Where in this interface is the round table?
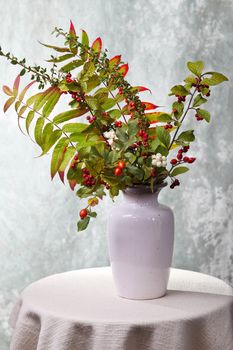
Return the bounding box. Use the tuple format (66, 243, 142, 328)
(9, 267, 233, 350)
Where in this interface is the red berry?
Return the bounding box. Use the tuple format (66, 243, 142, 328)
(170, 159, 177, 165)
(76, 97, 81, 102)
(66, 73, 71, 78)
(114, 121, 122, 128)
(129, 102, 135, 108)
(114, 167, 122, 176)
(86, 116, 91, 121)
(71, 93, 77, 99)
(177, 153, 183, 160)
(79, 208, 88, 219)
(105, 184, 110, 190)
(138, 129, 144, 137)
(183, 156, 189, 162)
(74, 154, 79, 161)
(66, 77, 73, 83)
(178, 149, 184, 154)
(92, 116, 97, 121)
(188, 157, 196, 163)
(118, 160, 126, 169)
(182, 145, 189, 152)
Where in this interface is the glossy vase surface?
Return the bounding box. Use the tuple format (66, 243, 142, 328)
(107, 184, 174, 300)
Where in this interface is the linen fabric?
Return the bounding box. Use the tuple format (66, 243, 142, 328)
(9, 267, 233, 350)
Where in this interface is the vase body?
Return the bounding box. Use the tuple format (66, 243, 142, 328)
(107, 185, 174, 300)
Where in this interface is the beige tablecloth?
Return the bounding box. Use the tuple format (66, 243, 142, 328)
(9, 267, 233, 350)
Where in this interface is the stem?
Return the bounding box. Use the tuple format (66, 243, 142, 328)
(168, 88, 197, 151)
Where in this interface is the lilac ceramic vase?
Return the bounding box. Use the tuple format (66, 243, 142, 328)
(107, 184, 174, 300)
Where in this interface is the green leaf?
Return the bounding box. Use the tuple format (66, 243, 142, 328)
(187, 61, 204, 77)
(42, 89, 61, 118)
(25, 111, 35, 135)
(170, 85, 190, 96)
(62, 123, 88, 133)
(192, 94, 207, 107)
(172, 101, 184, 119)
(170, 166, 189, 177)
(51, 137, 69, 179)
(184, 75, 197, 84)
(17, 105, 27, 117)
(177, 130, 195, 142)
(53, 109, 87, 124)
(60, 59, 83, 73)
(47, 53, 74, 63)
(33, 87, 55, 111)
(156, 113, 173, 123)
(77, 216, 90, 231)
(34, 117, 45, 147)
(58, 146, 76, 182)
(41, 129, 62, 155)
(82, 30, 89, 47)
(89, 211, 97, 218)
(156, 126, 170, 148)
(201, 72, 228, 86)
(39, 41, 71, 53)
(108, 109, 121, 119)
(101, 98, 116, 111)
(197, 109, 211, 122)
(85, 96, 99, 110)
(127, 165, 144, 181)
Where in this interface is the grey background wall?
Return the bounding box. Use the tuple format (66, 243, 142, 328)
(0, 0, 232, 348)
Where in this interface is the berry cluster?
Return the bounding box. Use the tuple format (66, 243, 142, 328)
(86, 115, 97, 124)
(170, 145, 196, 164)
(65, 73, 74, 84)
(114, 160, 126, 176)
(137, 129, 149, 148)
(82, 168, 96, 187)
(170, 179, 180, 189)
(71, 153, 79, 169)
(195, 113, 203, 121)
(151, 153, 167, 167)
(164, 123, 173, 130)
(176, 95, 186, 103)
(114, 120, 122, 128)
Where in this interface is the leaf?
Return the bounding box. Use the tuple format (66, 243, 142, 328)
(127, 165, 144, 181)
(91, 37, 102, 54)
(33, 87, 55, 111)
(47, 53, 74, 63)
(41, 123, 53, 149)
(177, 130, 195, 142)
(17, 105, 27, 117)
(85, 96, 99, 110)
(155, 113, 173, 123)
(50, 137, 69, 179)
(13, 75, 20, 97)
(172, 101, 184, 119)
(81, 29, 89, 47)
(108, 109, 121, 119)
(18, 81, 36, 101)
(184, 75, 197, 84)
(201, 72, 228, 86)
(89, 211, 97, 217)
(101, 98, 116, 111)
(34, 117, 45, 147)
(156, 126, 170, 148)
(58, 146, 76, 183)
(3, 96, 15, 113)
(42, 89, 61, 118)
(170, 85, 190, 96)
(109, 55, 121, 68)
(39, 41, 71, 53)
(77, 216, 90, 231)
(170, 166, 189, 177)
(59, 59, 83, 73)
(25, 111, 35, 135)
(2, 85, 13, 96)
(142, 102, 159, 110)
(197, 109, 211, 122)
(187, 61, 204, 77)
(192, 94, 207, 107)
(53, 108, 87, 124)
(62, 123, 88, 133)
(69, 20, 76, 36)
(41, 129, 62, 155)
(117, 64, 129, 77)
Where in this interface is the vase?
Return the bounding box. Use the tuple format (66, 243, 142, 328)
(107, 184, 174, 300)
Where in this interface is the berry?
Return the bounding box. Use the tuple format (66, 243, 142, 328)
(114, 167, 122, 176)
(71, 93, 77, 99)
(86, 116, 91, 121)
(74, 154, 79, 161)
(118, 88, 123, 95)
(66, 73, 72, 78)
(105, 184, 110, 190)
(114, 121, 122, 128)
(118, 160, 126, 169)
(177, 153, 183, 160)
(80, 208, 88, 219)
(66, 77, 72, 83)
(76, 97, 81, 102)
(182, 145, 189, 152)
(138, 129, 144, 137)
(92, 116, 97, 121)
(170, 159, 177, 165)
(170, 179, 180, 189)
(188, 157, 196, 163)
(129, 101, 135, 108)
(183, 156, 189, 162)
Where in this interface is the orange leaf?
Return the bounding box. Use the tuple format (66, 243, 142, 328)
(69, 179, 77, 191)
(91, 37, 102, 54)
(142, 102, 159, 110)
(69, 20, 76, 36)
(2, 85, 13, 96)
(3, 96, 15, 113)
(109, 55, 121, 68)
(134, 86, 151, 93)
(13, 75, 20, 97)
(117, 63, 129, 77)
(19, 81, 36, 101)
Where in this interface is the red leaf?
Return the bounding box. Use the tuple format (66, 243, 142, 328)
(2, 85, 13, 96)
(3, 96, 15, 113)
(91, 37, 102, 54)
(117, 64, 129, 77)
(13, 75, 20, 97)
(19, 81, 36, 101)
(58, 171, 65, 184)
(142, 102, 159, 110)
(69, 20, 76, 36)
(69, 179, 77, 191)
(109, 55, 121, 68)
(134, 86, 152, 93)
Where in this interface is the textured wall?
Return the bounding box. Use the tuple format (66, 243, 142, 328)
(0, 0, 233, 348)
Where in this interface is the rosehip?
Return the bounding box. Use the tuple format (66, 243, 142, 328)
(114, 167, 122, 176)
(170, 159, 177, 165)
(118, 160, 126, 169)
(79, 208, 88, 219)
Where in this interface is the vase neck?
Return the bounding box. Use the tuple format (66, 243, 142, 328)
(122, 185, 165, 206)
